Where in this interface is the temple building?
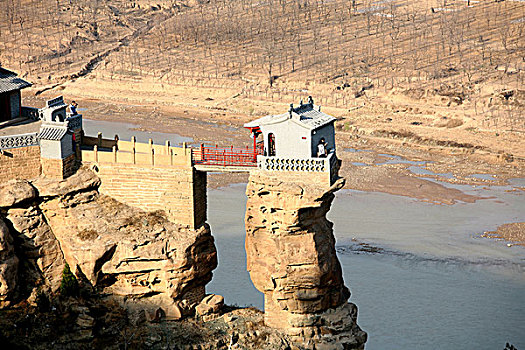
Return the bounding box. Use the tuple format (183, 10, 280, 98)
(244, 96, 336, 159)
(0, 67, 32, 123)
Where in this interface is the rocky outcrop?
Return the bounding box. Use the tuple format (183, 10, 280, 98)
(31, 168, 101, 197)
(2, 163, 366, 347)
(6, 206, 66, 291)
(0, 301, 294, 350)
(0, 168, 217, 317)
(0, 180, 36, 207)
(0, 220, 18, 307)
(39, 192, 217, 317)
(245, 171, 367, 349)
(195, 293, 225, 321)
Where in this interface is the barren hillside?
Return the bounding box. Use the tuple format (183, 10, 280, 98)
(1, 0, 524, 160)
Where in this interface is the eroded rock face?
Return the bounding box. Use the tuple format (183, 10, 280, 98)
(6, 206, 66, 291)
(245, 171, 367, 349)
(0, 220, 18, 307)
(31, 168, 101, 197)
(0, 180, 36, 208)
(40, 192, 217, 317)
(0, 168, 217, 317)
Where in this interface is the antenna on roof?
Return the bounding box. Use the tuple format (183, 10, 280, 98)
(308, 96, 314, 105)
(289, 103, 294, 118)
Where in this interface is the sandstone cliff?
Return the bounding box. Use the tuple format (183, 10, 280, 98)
(1, 164, 367, 349)
(0, 219, 18, 308)
(0, 168, 217, 317)
(245, 171, 367, 349)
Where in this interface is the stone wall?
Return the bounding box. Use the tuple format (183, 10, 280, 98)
(245, 170, 367, 349)
(41, 154, 77, 179)
(192, 168, 207, 229)
(0, 145, 41, 181)
(92, 162, 207, 229)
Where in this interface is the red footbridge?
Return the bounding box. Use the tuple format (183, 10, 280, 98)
(192, 142, 264, 171)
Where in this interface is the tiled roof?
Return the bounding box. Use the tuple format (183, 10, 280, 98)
(0, 68, 32, 94)
(38, 126, 68, 140)
(244, 113, 287, 128)
(292, 104, 336, 129)
(244, 103, 335, 131)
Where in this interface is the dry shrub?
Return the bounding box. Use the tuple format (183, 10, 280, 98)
(374, 129, 482, 150)
(77, 229, 99, 241)
(402, 88, 425, 100)
(120, 210, 166, 228)
(146, 210, 166, 222)
(120, 216, 139, 228)
(374, 129, 417, 139)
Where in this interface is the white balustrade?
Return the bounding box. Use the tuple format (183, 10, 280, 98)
(257, 152, 335, 173)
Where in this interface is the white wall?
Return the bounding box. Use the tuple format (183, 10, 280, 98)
(260, 120, 336, 159)
(40, 134, 74, 159)
(260, 119, 311, 158)
(40, 139, 62, 159)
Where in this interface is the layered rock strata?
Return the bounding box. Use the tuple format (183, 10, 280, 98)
(0, 220, 18, 308)
(245, 171, 367, 349)
(0, 168, 217, 317)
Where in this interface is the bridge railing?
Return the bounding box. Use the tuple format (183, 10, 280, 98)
(192, 144, 261, 167)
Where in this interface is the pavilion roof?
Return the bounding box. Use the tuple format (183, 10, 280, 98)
(244, 103, 335, 131)
(0, 68, 32, 94)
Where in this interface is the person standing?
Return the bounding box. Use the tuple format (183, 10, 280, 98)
(317, 138, 327, 158)
(69, 101, 78, 115)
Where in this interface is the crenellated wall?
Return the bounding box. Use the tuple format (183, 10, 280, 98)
(81, 138, 207, 228)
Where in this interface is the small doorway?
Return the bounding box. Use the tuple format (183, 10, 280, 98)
(268, 133, 276, 156)
(0, 93, 11, 122)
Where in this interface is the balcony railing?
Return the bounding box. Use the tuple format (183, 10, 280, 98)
(256, 151, 336, 173)
(66, 113, 83, 131)
(0, 132, 39, 150)
(21, 106, 40, 120)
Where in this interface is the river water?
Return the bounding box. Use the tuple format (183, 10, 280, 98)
(82, 118, 193, 145)
(207, 182, 525, 350)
